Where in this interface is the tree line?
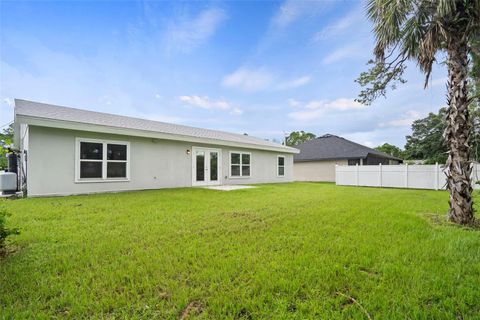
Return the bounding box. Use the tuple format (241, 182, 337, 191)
(286, 104, 480, 165)
(377, 106, 480, 164)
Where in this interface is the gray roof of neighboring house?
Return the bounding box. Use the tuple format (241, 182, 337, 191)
(14, 99, 298, 153)
(294, 134, 402, 162)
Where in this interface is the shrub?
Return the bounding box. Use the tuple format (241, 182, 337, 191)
(0, 208, 19, 256)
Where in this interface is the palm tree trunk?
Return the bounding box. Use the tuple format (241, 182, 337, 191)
(444, 35, 474, 225)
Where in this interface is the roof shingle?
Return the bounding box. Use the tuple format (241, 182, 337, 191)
(14, 99, 298, 153)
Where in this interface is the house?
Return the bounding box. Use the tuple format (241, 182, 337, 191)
(294, 134, 402, 182)
(13, 99, 298, 196)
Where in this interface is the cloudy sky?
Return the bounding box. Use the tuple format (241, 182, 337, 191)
(0, 0, 447, 148)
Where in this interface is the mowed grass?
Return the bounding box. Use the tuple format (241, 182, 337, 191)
(1, 183, 479, 319)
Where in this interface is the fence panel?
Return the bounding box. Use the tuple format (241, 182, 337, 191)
(335, 163, 480, 190)
(381, 165, 407, 188)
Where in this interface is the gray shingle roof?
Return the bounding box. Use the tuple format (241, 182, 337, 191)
(14, 99, 298, 153)
(294, 134, 402, 162)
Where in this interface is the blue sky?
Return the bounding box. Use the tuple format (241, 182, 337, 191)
(0, 0, 448, 148)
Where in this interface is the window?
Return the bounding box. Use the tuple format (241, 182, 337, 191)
(76, 138, 129, 182)
(277, 156, 285, 176)
(230, 152, 251, 177)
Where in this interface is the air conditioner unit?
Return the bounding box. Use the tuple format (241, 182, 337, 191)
(0, 172, 17, 194)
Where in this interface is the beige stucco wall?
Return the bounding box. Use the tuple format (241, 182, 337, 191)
(26, 126, 293, 196)
(294, 160, 348, 182)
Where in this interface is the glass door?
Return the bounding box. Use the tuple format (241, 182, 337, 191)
(209, 151, 218, 184)
(192, 147, 221, 186)
(195, 150, 206, 185)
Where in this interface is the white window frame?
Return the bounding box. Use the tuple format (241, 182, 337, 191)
(75, 138, 130, 183)
(229, 151, 251, 178)
(277, 155, 285, 177)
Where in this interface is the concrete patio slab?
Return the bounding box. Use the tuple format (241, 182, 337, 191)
(204, 185, 256, 191)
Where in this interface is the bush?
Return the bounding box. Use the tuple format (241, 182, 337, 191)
(0, 208, 19, 255)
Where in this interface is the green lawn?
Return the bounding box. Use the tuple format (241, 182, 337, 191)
(1, 183, 479, 319)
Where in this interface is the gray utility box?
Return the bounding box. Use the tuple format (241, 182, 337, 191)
(0, 172, 17, 193)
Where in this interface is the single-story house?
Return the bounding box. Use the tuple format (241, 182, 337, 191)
(13, 99, 298, 196)
(294, 134, 403, 182)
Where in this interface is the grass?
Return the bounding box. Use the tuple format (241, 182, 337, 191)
(1, 182, 479, 319)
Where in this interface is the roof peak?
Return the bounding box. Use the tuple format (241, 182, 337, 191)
(318, 133, 339, 139)
(294, 133, 402, 161)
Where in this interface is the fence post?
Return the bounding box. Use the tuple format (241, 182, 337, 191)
(356, 163, 359, 186)
(379, 163, 382, 187)
(335, 164, 338, 185)
(405, 163, 409, 188)
(435, 162, 439, 190)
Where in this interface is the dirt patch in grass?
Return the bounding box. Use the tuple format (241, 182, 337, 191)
(179, 300, 202, 320)
(221, 211, 265, 222)
(358, 267, 381, 278)
(0, 244, 21, 259)
(235, 307, 253, 319)
(422, 213, 480, 230)
(336, 291, 372, 319)
(158, 291, 170, 300)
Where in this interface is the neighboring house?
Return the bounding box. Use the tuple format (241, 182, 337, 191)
(13, 99, 298, 196)
(294, 134, 403, 182)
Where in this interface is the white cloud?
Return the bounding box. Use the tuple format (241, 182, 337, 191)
(322, 44, 363, 64)
(324, 98, 365, 111)
(222, 68, 274, 91)
(222, 67, 310, 92)
(165, 8, 227, 53)
(312, 8, 363, 42)
(277, 76, 311, 90)
(302, 98, 364, 111)
(363, 141, 374, 148)
(304, 100, 324, 110)
(288, 98, 366, 121)
(179, 95, 230, 110)
(230, 107, 243, 116)
(379, 110, 422, 127)
(272, 1, 305, 28)
(255, 0, 333, 56)
(178, 95, 243, 116)
(3, 98, 14, 107)
(272, 0, 330, 28)
(289, 108, 324, 122)
(385, 118, 413, 127)
(288, 98, 302, 108)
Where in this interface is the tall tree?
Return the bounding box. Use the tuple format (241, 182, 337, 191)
(357, 0, 480, 225)
(403, 107, 480, 163)
(285, 131, 316, 146)
(404, 109, 448, 164)
(375, 143, 405, 159)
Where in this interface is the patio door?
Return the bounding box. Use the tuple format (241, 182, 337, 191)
(192, 147, 222, 186)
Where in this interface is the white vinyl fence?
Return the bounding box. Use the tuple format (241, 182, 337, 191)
(335, 163, 480, 190)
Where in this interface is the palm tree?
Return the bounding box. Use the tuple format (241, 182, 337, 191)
(357, 0, 480, 225)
